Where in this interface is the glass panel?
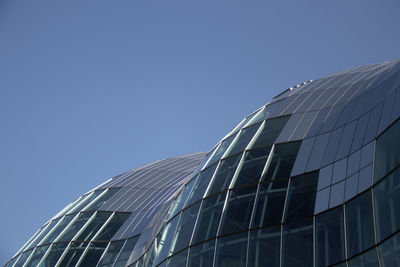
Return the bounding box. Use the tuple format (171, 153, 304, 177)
(194, 146, 217, 175)
(185, 164, 218, 206)
(306, 133, 330, 171)
(375, 119, 400, 181)
(358, 164, 372, 193)
(322, 127, 344, 166)
(207, 154, 242, 196)
(360, 141, 374, 169)
(282, 218, 313, 267)
(248, 226, 281, 267)
(348, 247, 379, 267)
(262, 142, 301, 181)
(207, 134, 237, 166)
(58, 242, 88, 267)
(284, 172, 318, 222)
(374, 167, 400, 242)
(24, 245, 50, 267)
(68, 190, 104, 214)
(249, 116, 290, 149)
(252, 180, 288, 228)
(233, 147, 271, 187)
(94, 212, 131, 241)
(315, 207, 345, 266)
(57, 212, 94, 242)
(153, 215, 180, 266)
(314, 187, 330, 214)
(113, 236, 139, 267)
(219, 185, 257, 235)
(96, 240, 125, 267)
(79, 242, 108, 266)
(291, 137, 315, 176)
(167, 248, 188, 267)
(187, 239, 215, 267)
(347, 150, 361, 177)
(225, 123, 261, 157)
(40, 214, 77, 245)
(83, 188, 120, 211)
(329, 180, 345, 208)
(215, 232, 248, 267)
(332, 158, 347, 184)
(166, 179, 195, 220)
(38, 243, 68, 266)
(378, 231, 400, 267)
(345, 190, 374, 257)
(318, 164, 333, 190)
(27, 218, 62, 249)
(170, 203, 201, 254)
(13, 249, 34, 266)
(192, 193, 226, 244)
(75, 212, 112, 241)
(336, 120, 357, 160)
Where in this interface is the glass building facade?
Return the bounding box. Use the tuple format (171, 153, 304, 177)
(5, 59, 400, 266)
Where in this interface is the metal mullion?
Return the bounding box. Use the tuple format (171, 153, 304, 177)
(36, 243, 54, 267)
(52, 213, 81, 243)
(54, 241, 73, 267)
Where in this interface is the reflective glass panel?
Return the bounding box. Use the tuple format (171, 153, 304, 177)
(94, 212, 131, 241)
(166, 179, 195, 220)
(185, 164, 217, 206)
(79, 242, 108, 266)
(83, 188, 120, 211)
(207, 134, 237, 166)
(57, 212, 94, 242)
(58, 241, 88, 267)
(96, 240, 125, 267)
(188, 239, 215, 267)
(27, 218, 61, 249)
(378, 231, 400, 267)
(38, 243, 68, 266)
(215, 232, 248, 267)
(348, 247, 379, 267)
(225, 123, 261, 157)
(40, 214, 77, 245)
(13, 249, 34, 266)
(207, 154, 242, 196)
(113, 236, 139, 267)
(75, 212, 112, 241)
(24, 245, 50, 267)
(68, 190, 104, 214)
(167, 248, 188, 267)
(248, 226, 281, 267)
(153, 215, 180, 266)
(250, 116, 291, 149)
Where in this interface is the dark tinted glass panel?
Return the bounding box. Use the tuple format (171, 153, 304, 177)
(262, 142, 301, 181)
(57, 212, 94, 242)
(306, 133, 330, 171)
(75, 212, 112, 241)
(207, 134, 237, 166)
(374, 167, 400, 241)
(226, 123, 261, 156)
(252, 180, 288, 227)
(285, 172, 318, 222)
(207, 154, 242, 196)
(192, 193, 226, 244)
(318, 164, 332, 190)
(282, 218, 313, 267)
(248, 226, 281, 267)
(332, 158, 347, 184)
(219, 185, 257, 235)
(113, 236, 139, 267)
(329, 180, 345, 208)
(186, 164, 218, 206)
(215, 232, 248, 267)
(375, 119, 400, 181)
(346, 190, 375, 257)
(378, 231, 400, 267)
(40, 214, 76, 245)
(79, 242, 107, 266)
(316, 207, 345, 266)
(166, 179, 195, 220)
(250, 116, 290, 149)
(84, 188, 120, 211)
(14, 249, 34, 266)
(170, 203, 200, 254)
(97, 240, 125, 267)
(348, 247, 379, 267)
(188, 239, 215, 267)
(94, 212, 131, 241)
(58, 242, 88, 267)
(24, 245, 50, 267)
(167, 248, 188, 267)
(153, 216, 180, 266)
(40, 242, 68, 266)
(314, 187, 330, 214)
(233, 147, 271, 187)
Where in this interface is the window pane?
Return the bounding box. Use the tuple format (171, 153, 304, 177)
(282, 218, 313, 267)
(233, 147, 271, 187)
(215, 232, 248, 267)
(113, 236, 139, 267)
(83, 188, 120, 211)
(346, 190, 375, 257)
(153, 215, 180, 266)
(252, 180, 288, 228)
(348, 247, 379, 267)
(170, 203, 201, 254)
(24, 245, 50, 267)
(39, 214, 76, 245)
(75, 212, 112, 241)
(378, 231, 400, 267)
(219, 185, 258, 235)
(315, 207, 345, 266)
(188, 239, 215, 267)
(374, 167, 400, 242)
(166, 179, 195, 220)
(262, 142, 301, 181)
(192, 193, 226, 244)
(248, 226, 281, 267)
(207, 154, 242, 196)
(58, 242, 88, 267)
(97, 240, 125, 267)
(79, 242, 108, 266)
(225, 123, 261, 157)
(40, 242, 68, 266)
(375, 119, 400, 181)
(57, 212, 94, 242)
(249, 116, 290, 149)
(94, 212, 131, 241)
(284, 172, 318, 222)
(68, 190, 104, 214)
(185, 164, 218, 206)
(207, 134, 237, 166)
(167, 248, 188, 267)
(14, 249, 34, 266)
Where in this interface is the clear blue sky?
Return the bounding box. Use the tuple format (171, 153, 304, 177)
(0, 0, 399, 263)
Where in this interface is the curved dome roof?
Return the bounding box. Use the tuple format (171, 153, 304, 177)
(6, 59, 400, 267)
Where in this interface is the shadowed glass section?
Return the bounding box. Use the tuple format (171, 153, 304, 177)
(215, 232, 248, 267)
(192, 192, 226, 244)
(83, 188, 120, 211)
(261, 142, 301, 182)
(374, 167, 400, 242)
(315, 206, 345, 266)
(167, 248, 188, 267)
(284, 171, 318, 222)
(36, 242, 68, 266)
(170, 202, 201, 254)
(58, 241, 88, 267)
(252, 180, 288, 228)
(24, 244, 50, 267)
(79, 242, 108, 266)
(378, 231, 400, 267)
(207, 134, 237, 167)
(188, 239, 215, 267)
(249, 116, 290, 149)
(345, 190, 374, 257)
(185, 164, 218, 206)
(113, 236, 139, 267)
(219, 185, 257, 236)
(96, 240, 125, 267)
(153, 215, 180, 266)
(94, 212, 131, 241)
(75, 212, 112, 241)
(374, 119, 400, 181)
(233, 147, 271, 187)
(348, 247, 379, 267)
(57, 212, 94, 242)
(225, 123, 261, 157)
(282, 218, 313, 267)
(166, 179, 195, 221)
(207, 154, 242, 196)
(248, 226, 281, 267)
(39, 214, 77, 245)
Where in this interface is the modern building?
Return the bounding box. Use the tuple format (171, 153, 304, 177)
(5, 59, 400, 267)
